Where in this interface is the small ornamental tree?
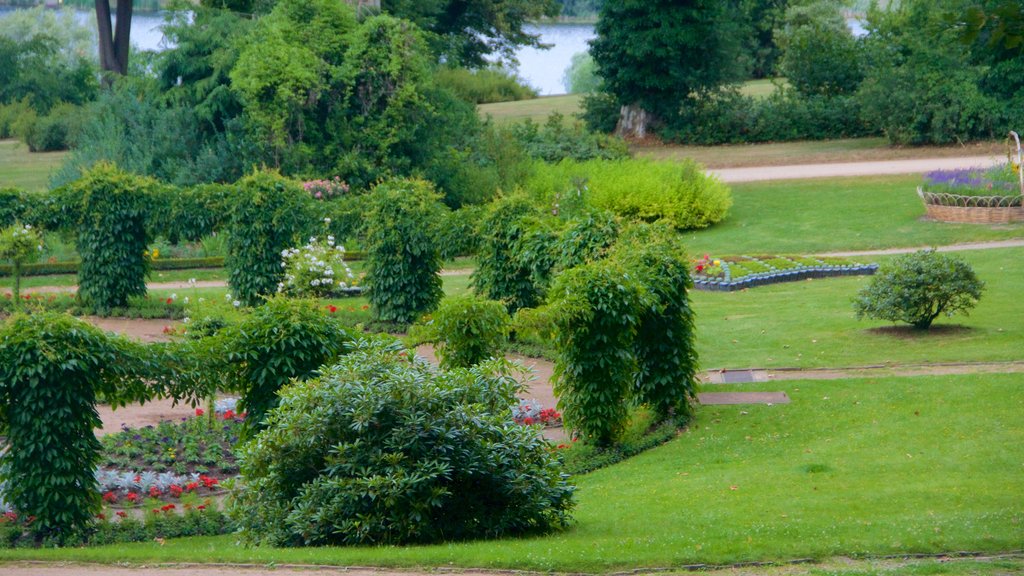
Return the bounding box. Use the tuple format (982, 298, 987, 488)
(226, 170, 312, 306)
(364, 179, 444, 325)
(232, 342, 575, 546)
(854, 250, 985, 329)
(0, 313, 152, 541)
(471, 197, 548, 312)
(428, 294, 511, 369)
(61, 162, 155, 310)
(0, 222, 42, 306)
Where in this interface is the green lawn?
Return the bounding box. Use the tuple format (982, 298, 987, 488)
(4, 373, 1020, 571)
(693, 247, 1024, 370)
(685, 175, 1024, 255)
(0, 139, 67, 192)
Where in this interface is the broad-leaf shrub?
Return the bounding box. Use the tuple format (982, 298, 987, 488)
(549, 259, 647, 446)
(853, 250, 984, 329)
(429, 294, 511, 369)
(472, 197, 548, 312)
(208, 297, 353, 431)
(613, 225, 698, 419)
(364, 179, 444, 325)
(232, 342, 575, 546)
(527, 159, 732, 230)
(506, 113, 629, 163)
(61, 163, 155, 310)
(0, 313, 152, 541)
(226, 170, 312, 306)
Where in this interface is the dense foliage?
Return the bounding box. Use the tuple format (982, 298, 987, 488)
(364, 179, 444, 325)
(472, 197, 549, 312)
(0, 314, 152, 541)
(428, 294, 511, 369)
(208, 297, 354, 430)
(854, 250, 985, 329)
(226, 170, 311, 306)
(232, 342, 575, 546)
(0, 223, 42, 305)
(59, 163, 155, 310)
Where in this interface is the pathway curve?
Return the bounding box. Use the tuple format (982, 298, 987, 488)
(814, 238, 1024, 258)
(710, 154, 1003, 183)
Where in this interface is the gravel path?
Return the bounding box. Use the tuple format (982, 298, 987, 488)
(814, 239, 1024, 257)
(710, 154, 1003, 182)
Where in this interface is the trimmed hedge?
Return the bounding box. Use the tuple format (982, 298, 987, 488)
(0, 253, 368, 279)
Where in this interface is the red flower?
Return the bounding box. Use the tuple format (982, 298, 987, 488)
(523, 417, 535, 425)
(223, 409, 235, 420)
(361, 304, 369, 310)
(160, 504, 176, 512)
(96, 513, 106, 520)
(125, 492, 140, 503)
(166, 297, 173, 304)
(199, 475, 219, 489)
(169, 485, 183, 497)
(102, 491, 119, 504)
(149, 486, 162, 498)
(116, 511, 128, 519)
(195, 408, 204, 416)
(327, 305, 338, 313)
(196, 505, 206, 511)
(185, 482, 199, 492)
(1, 511, 17, 523)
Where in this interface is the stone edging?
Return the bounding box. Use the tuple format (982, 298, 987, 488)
(693, 265, 878, 292)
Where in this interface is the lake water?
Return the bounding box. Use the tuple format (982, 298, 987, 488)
(0, 8, 866, 96)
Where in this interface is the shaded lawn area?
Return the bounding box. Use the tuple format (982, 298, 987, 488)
(693, 247, 1024, 370)
(684, 175, 1024, 255)
(2, 373, 1020, 571)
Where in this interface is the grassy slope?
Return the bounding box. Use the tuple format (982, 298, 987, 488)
(3, 373, 1020, 570)
(0, 139, 66, 192)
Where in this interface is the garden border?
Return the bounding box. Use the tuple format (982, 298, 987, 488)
(693, 264, 878, 292)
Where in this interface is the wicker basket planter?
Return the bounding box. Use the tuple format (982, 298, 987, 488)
(918, 187, 1024, 224)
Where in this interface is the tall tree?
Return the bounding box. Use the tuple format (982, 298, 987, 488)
(590, 0, 747, 138)
(95, 0, 133, 77)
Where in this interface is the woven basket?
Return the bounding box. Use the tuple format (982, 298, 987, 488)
(918, 187, 1024, 224)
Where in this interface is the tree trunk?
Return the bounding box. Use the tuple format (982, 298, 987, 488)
(615, 104, 653, 140)
(96, 0, 133, 80)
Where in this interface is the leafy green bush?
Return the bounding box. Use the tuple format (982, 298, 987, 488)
(853, 250, 985, 329)
(364, 179, 445, 325)
(59, 163, 156, 310)
(506, 113, 628, 163)
(232, 342, 575, 546)
(0, 100, 34, 139)
(208, 297, 353, 430)
(0, 187, 33, 228)
(435, 66, 537, 104)
(226, 170, 312, 306)
(528, 158, 732, 230)
(436, 204, 485, 260)
(578, 91, 621, 134)
(428, 294, 511, 369)
(777, 0, 864, 97)
(471, 197, 549, 312)
(21, 102, 84, 152)
(550, 258, 646, 446)
(0, 313, 152, 542)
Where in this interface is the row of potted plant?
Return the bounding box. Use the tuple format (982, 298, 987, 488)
(692, 254, 878, 291)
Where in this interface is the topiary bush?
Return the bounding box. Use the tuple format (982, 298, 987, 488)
(853, 250, 985, 329)
(364, 179, 445, 326)
(60, 162, 156, 310)
(0, 313, 153, 542)
(232, 341, 575, 546)
(208, 296, 354, 431)
(471, 197, 549, 312)
(428, 294, 511, 369)
(226, 170, 312, 306)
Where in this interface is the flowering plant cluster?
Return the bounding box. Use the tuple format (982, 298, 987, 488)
(303, 177, 350, 200)
(279, 235, 357, 297)
(512, 399, 562, 427)
(692, 253, 723, 278)
(922, 164, 1022, 197)
(96, 470, 222, 506)
(100, 415, 243, 476)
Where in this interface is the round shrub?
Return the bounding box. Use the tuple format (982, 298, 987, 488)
(853, 250, 985, 329)
(226, 170, 313, 306)
(364, 179, 445, 325)
(430, 294, 511, 369)
(280, 235, 355, 297)
(231, 343, 575, 546)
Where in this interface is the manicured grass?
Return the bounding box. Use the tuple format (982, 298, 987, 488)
(693, 247, 1024, 370)
(3, 373, 1020, 570)
(0, 139, 67, 192)
(684, 175, 1024, 255)
(637, 139, 1004, 169)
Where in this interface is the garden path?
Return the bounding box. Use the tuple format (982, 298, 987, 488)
(710, 154, 1003, 182)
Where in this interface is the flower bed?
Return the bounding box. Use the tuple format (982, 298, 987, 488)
(918, 165, 1024, 224)
(692, 254, 878, 292)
